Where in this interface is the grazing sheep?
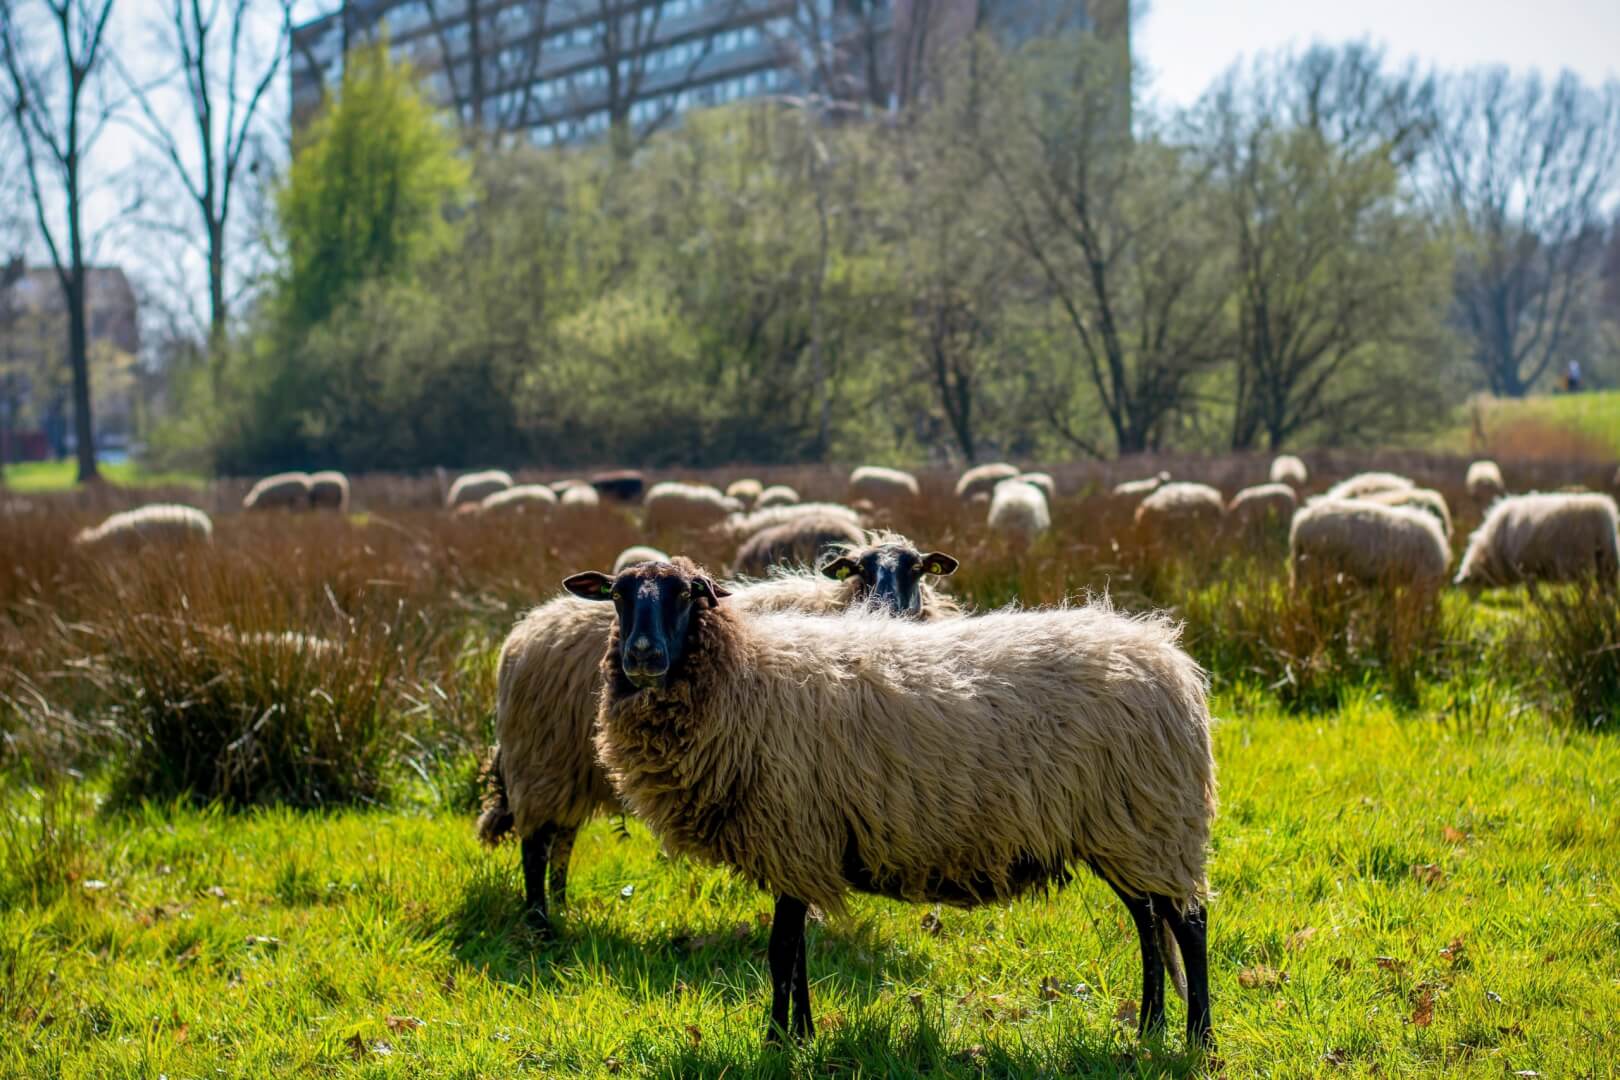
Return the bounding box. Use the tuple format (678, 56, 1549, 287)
(479, 485, 558, 516)
(613, 545, 669, 574)
(1017, 472, 1057, 503)
(243, 472, 312, 511)
(1270, 455, 1308, 488)
(1324, 471, 1413, 501)
(449, 469, 514, 508)
(559, 484, 601, 511)
(590, 470, 645, 504)
(1466, 460, 1505, 503)
(720, 502, 862, 541)
(1454, 492, 1619, 587)
(569, 559, 1215, 1047)
(726, 478, 765, 509)
(848, 465, 920, 506)
(549, 478, 585, 495)
(731, 514, 865, 578)
(954, 462, 1019, 501)
(1136, 482, 1225, 533)
(1113, 471, 1171, 501)
(1360, 487, 1453, 540)
(74, 504, 214, 551)
(644, 482, 739, 531)
(1289, 498, 1450, 587)
(479, 537, 960, 938)
(308, 470, 350, 512)
(1226, 483, 1297, 532)
(756, 484, 800, 509)
(987, 478, 1050, 541)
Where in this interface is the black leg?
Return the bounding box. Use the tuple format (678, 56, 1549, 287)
(521, 824, 557, 938)
(548, 825, 577, 913)
(792, 918, 814, 1041)
(1106, 881, 1166, 1037)
(766, 895, 810, 1045)
(1157, 896, 1212, 1049)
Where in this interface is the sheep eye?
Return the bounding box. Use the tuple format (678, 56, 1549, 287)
(680, 589, 692, 600)
(610, 590, 622, 600)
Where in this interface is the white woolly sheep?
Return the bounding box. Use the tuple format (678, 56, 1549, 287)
(1289, 498, 1450, 587)
(644, 482, 739, 531)
(1324, 471, 1413, 501)
(719, 502, 862, 541)
(569, 559, 1215, 1047)
(1017, 472, 1057, 502)
(730, 514, 865, 578)
(987, 478, 1050, 541)
(549, 478, 585, 495)
(448, 469, 514, 508)
(1113, 471, 1171, 501)
(1135, 482, 1225, 533)
(612, 545, 669, 574)
(1454, 492, 1619, 587)
(1226, 483, 1297, 532)
(756, 484, 800, 509)
(479, 485, 558, 516)
(308, 470, 350, 511)
(1465, 460, 1505, 503)
(479, 538, 961, 939)
(848, 465, 919, 506)
(954, 462, 1019, 500)
(726, 478, 765, 508)
(1269, 455, 1308, 487)
(559, 484, 601, 511)
(243, 472, 312, 511)
(74, 504, 214, 551)
(1360, 487, 1453, 540)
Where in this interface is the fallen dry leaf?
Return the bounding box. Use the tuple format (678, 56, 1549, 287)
(1374, 956, 1404, 971)
(175, 944, 202, 970)
(1439, 937, 1467, 965)
(755, 911, 772, 928)
(603, 1056, 622, 1074)
(1237, 965, 1286, 990)
(1442, 826, 1468, 845)
(685, 1024, 702, 1047)
(1113, 999, 1139, 1026)
(1039, 976, 1063, 1001)
(920, 911, 943, 936)
(1285, 927, 1318, 952)
(385, 1015, 422, 1033)
(1411, 990, 1434, 1027)
(1411, 863, 1445, 886)
(1323, 1048, 1349, 1067)
(173, 1023, 189, 1044)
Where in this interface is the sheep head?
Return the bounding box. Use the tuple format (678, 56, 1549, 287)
(821, 542, 958, 616)
(564, 558, 729, 691)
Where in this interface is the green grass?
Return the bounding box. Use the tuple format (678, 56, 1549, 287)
(1429, 390, 1620, 460)
(4, 692, 1615, 1079)
(0, 459, 206, 493)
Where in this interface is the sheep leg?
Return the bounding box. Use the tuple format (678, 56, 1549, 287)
(1157, 897, 1213, 1050)
(1106, 882, 1167, 1037)
(547, 825, 577, 912)
(520, 824, 556, 937)
(793, 920, 814, 1041)
(766, 894, 811, 1045)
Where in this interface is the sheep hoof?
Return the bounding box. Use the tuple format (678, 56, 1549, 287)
(522, 908, 555, 940)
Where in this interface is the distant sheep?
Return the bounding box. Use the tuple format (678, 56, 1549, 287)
(1361, 487, 1453, 540)
(1136, 482, 1225, 532)
(720, 502, 862, 541)
(479, 485, 557, 516)
(1270, 455, 1308, 488)
(448, 469, 514, 508)
(1226, 483, 1297, 531)
(549, 478, 585, 495)
(1017, 472, 1056, 503)
(726, 478, 765, 509)
(1113, 471, 1171, 501)
(848, 465, 919, 506)
(756, 484, 800, 509)
(644, 482, 739, 531)
(612, 545, 669, 574)
(559, 484, 601, 511)
(1465, 460, 1505, 503)
(243, 472, 312, 511)
(1289, 498, 1450, 587)
(1324, 472, 1413, 501)
(954, 462, 1019, 500)
(308, 470, 350, 512)
(987, 478, 1050, 541)
(731, 514, 865, 578)
(590, 470, 645, 503)
(1454, 492, 1619, 587)
(74, 504, 213, 551)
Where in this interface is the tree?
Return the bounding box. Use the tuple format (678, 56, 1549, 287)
(1431, 69, 1620, 396)
(1, 0, 119, 482)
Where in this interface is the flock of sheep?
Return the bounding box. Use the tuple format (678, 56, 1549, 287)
(57, 454, 1620, 1050)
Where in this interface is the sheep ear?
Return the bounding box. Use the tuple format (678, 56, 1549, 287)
(822, 556, 859, 581)
(563, 571, 616, 600)
(920, 552, 959, 577)
(690, 574, 730, 605)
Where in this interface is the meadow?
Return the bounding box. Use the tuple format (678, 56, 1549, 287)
(2, 455, 1618, 1078)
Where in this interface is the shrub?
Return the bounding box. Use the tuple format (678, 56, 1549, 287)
(1528, 579, 1620, 731)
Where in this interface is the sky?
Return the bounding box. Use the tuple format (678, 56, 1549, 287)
(1135, 0, 1620, 108)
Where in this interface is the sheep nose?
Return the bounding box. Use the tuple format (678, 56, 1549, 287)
(627, 636, 665, 668)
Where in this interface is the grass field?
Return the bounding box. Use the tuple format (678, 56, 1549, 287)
(1430, 390, 1620, 461)
(0, 459, 206, 493)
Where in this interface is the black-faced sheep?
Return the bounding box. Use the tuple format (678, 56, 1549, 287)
(479, 537, 961, 938)
(848, 465, 919, 506)
(590, 469, 645, 503)
(644, 482, 739, 531)
(73, 504, 214, 551)
(987, 477, 1050, 540)
(1289, 498, 1450, 587)
(730, 514, 865, 578)
(1269, 455, 1308, 487)
(449, 469, 514, 508)
(1324, 471, 1412, 501)
(954, 462, 1019, 500)
(1454, 492, 1619, 587)
(243, 472, 312, 511)
(1465, 460, 1505, 503)
(568, 558, 1215, 1048)
(308, 470, 350, 511)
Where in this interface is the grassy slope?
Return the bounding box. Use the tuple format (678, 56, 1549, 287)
(0, 459, 205, 493)
(4, 694, 1615, 1079)
(1429, 390, 1620, 459)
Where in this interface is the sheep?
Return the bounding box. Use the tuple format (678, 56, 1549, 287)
(719, 502, 862, 541)
(613, 545, 669, 574)
(479, 536, 961, 938)
(726, 478, 765, 509)
(756, 484, 800, 509)
(559, 484, 601, 511)
(1226, 483, 1297, 532)
(590, 469, 645, 504)
(74, 504, 213, 551)
(848, 465, 919, 507)
(1270, 455, 1308, 488)
(987, 477, 1050, 541)
(1466, 460, 1505, 503)
(1360, 487, 1453, 541)
(1289, 498, 1450, 587)
(549, 478, 585, 495)
(1324, 471, 1412, 501)
(954, 462, 1019, 501)
(479, 485, 558, 516)
(643, 482, 738, 531)
(243, 472, 312, 511)
(1017, 471, 1057, 503)
(1113, 471, 1170, 501)
(568, 558, 1215, 1047)
(308, 470, 350, 512)
(1453, 492, 1619, 588)
(448, 469, 514, 508)
(1135, 482, 1225, 533)
(730, 514, 865, 578)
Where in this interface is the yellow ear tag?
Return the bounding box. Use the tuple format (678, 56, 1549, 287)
(835, 566, 851, 579)
(926, 562, 941, 575)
